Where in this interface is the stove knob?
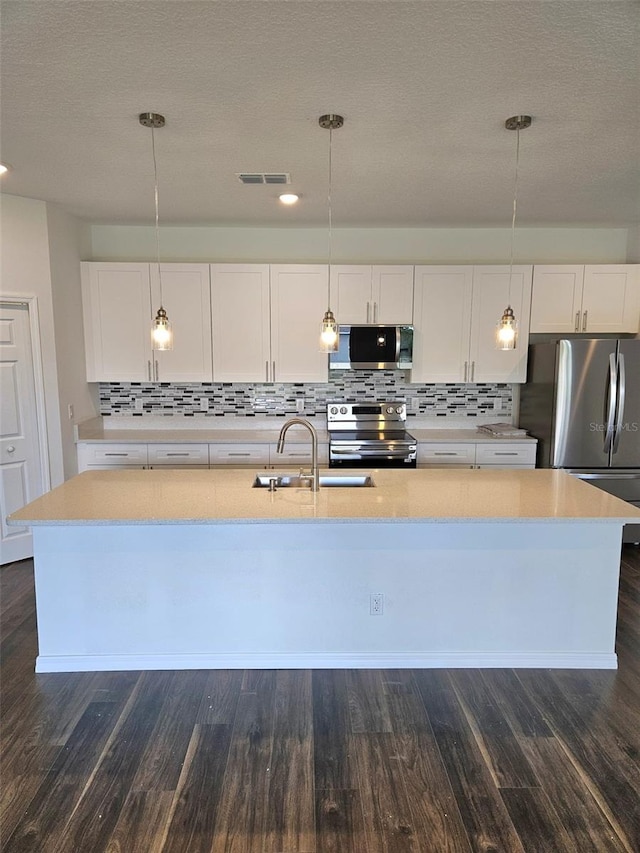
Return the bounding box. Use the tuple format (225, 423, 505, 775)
(396, 406, 404, 414)
(340, 406, 348, 414)
(386, 406, 394, 414)
(330, 406, 338, 415)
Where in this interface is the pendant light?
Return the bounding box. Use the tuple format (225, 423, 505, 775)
(496, 114, 532, 351)
(318, 113, 344, 353)
(139, 111, 173, 351)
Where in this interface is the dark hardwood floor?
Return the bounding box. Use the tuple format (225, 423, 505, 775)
(1, 548, 639, 852)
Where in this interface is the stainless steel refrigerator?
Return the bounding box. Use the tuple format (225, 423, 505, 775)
(519, 339, 640, 543)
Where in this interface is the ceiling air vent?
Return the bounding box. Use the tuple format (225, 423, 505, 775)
(236, 173, 290, 185)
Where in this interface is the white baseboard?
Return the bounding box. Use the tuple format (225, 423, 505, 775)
(35, 650, 618, 673)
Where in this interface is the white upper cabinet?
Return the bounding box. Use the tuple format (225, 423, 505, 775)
(530, 264, 640, 334)
(81, 263, 212, 382)
(412, 265, 533, 384)
(270, 265, 329, 383)
(332, 265, 414, 324)
(211, 264, 329, 383)
(82, 263, 152, 382)
(150, 264, 212, 382)
(211, 264, 271, 382)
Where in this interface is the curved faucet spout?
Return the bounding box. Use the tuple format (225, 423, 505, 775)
(277, 418, 319, 491)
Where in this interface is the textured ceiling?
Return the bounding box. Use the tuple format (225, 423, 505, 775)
(1, 0, 639, 228)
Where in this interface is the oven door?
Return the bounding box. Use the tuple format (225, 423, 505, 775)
(329, 442, 417, 468)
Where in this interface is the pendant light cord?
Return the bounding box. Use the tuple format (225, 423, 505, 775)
(327, 125, 333, 312)
(151, 124, 164, 309)
(507, 126, 521, 307)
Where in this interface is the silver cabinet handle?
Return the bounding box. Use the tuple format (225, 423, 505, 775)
(366, 301, 371, 323)
(228, 452, 251, 457)
(6, 446, 15, 453)
(148, 360, 152, 381)
(464, 361, 468, 382)
(373, 302, 378, 323)
(493, 452, 518, 456)
(165, 453, 190, 457)
(272, 361, 276, 382)
(434, 452, 459, 456)
(582, 310, 588, 332)
(105, 453, 129, 457)
(266, 360, 269, 382)
(575, 311, 580, 332)
(154, 360, 159, 382)
(470, 361, 475, 381)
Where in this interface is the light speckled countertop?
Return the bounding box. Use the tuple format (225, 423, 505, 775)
(9, 468, 637, 526)
(75, 418, 534, 445)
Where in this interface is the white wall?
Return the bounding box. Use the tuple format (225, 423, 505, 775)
(46, 204, 98, 479)
(0, 195, 64, 486)
(89, 224, 633, 264)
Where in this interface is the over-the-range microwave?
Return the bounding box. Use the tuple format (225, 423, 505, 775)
(329, 325, 413, 370)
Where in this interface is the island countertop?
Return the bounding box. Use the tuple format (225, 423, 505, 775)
(9, 467, 640, 526)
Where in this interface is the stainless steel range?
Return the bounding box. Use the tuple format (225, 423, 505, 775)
(327, 401, 417, 468)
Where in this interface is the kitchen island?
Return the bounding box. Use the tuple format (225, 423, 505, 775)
(9, 468, 640, 673)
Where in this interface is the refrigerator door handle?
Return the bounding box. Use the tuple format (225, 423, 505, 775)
(612, 353, 626, 453)
(603, 353, 617, 453)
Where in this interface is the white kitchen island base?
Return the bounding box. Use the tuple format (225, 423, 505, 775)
(32, 519, 621, 672)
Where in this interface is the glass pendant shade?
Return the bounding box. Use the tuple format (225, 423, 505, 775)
(496, 305, 517, 351)
(151, 306, 173, 350)
(320, 309, 339, 353)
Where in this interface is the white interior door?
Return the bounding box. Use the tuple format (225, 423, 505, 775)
(0, 303, 45, 564)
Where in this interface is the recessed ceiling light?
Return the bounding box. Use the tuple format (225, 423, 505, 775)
(0, 163, 10, 176)
(279, 193, 299, 205)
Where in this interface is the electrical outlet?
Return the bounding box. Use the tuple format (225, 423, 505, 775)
(370, 593, 384, 615)
(200, 397, 209, 412)
(493, 398, 502, 412)
(410, 396, 420, 412)
(296, 398, 305, 414)
(134, 397, 144, 412)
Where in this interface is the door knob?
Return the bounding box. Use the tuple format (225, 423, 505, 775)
(6, 446, 16, 453)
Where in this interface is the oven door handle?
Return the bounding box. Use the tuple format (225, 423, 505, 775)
(331, 447, 414, 457)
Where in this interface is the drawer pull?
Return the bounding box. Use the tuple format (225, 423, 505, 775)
(105, 453, 130, 457)
(228, 453, 251, 456)
(165, 453, 190, 457)
(434, 452, 459, 456)
(493, 452, 519, 456)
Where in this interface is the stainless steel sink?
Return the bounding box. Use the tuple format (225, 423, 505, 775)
(252, 473, 375, 489)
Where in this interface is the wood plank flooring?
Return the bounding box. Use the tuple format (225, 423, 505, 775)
(1, 548, 639, 852)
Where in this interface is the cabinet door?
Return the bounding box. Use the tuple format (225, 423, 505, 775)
(530, 266, 584, 333)
(209, 443, 270, 467)
(270, 265, 329, 383)
(469, 265, 532, 383)
(417, 443, 475, 467)
(151, 264, 212, 382)
(147, 444, 209, 466)
(373, 266, 414, 324)
(475, 442, 536, 467)
(332, 265, 372, 324)
(77, 442, 148, 471)
(211, 264, 271, 382)
(411, 266, 473, 383)
(582, 265, 640, 333)
(81, 263, 152, 382)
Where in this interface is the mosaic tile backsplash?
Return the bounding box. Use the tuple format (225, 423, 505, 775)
(99, 372, 512, 419)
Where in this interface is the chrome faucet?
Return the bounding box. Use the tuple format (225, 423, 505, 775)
(276, 418, 319, 492)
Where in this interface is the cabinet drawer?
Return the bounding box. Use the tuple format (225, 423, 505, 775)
(417, 443, 475, 466)
(271, 444, 329, 466)
(475, 443, 536, 467)
(209, 443, 270, 466)
(78, 442, 148, 470)
(147, 444, 209, 466)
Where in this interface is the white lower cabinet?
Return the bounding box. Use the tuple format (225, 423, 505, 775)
(418, 441, 536, 469)
(208, 443, 271, 467)
(77, 443, 148, 471)
(147, 444, 209, 467)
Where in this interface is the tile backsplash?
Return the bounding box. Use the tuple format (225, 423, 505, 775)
(99, 371, 512, 419)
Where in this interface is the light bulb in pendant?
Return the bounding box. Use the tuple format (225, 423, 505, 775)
(152, 306, 173, 351)
(496, 306, 517, 351)
(320, 309, 339, 353)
